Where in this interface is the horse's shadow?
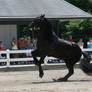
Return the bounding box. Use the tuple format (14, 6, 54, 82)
(31, 79, 92, 84)
(32, 81, 54, 84)
(68, 79, 92, 82)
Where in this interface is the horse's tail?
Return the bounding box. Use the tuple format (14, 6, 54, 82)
(80, 51, 92, 75)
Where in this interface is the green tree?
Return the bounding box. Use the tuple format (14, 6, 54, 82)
(65, 19, 92, 42)
(66, 0, 92, 13)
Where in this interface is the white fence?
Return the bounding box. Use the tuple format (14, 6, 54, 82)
(0, 49, 57, 68)
(0, 48, 92, 68)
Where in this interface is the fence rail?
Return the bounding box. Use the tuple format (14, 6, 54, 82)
(0, 48, 92, 68)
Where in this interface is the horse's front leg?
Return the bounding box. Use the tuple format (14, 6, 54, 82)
(31, 49, 39, 65)
(39, 56, 46, 78)
(31, 50, 46, 78)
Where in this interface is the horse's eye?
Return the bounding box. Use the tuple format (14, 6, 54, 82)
(37, 27, 40, 30)
(34, 27, 36, 30)
(30, 28, 33, 31)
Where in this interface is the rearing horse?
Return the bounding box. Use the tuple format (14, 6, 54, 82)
(29, 15, 92, 81)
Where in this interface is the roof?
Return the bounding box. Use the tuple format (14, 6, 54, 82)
(0, 0, 92, 21)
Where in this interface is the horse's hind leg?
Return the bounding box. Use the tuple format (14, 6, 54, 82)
(56, 62, 74, 81)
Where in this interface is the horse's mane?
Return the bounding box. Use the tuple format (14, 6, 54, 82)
(42, 18, 54, 40)
(44, 18, 52, 31)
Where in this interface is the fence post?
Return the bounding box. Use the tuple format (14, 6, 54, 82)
(44, 56, 48, 65)
(6, 49, 10, 67)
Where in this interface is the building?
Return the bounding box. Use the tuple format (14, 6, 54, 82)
(0, 0, 92, 49)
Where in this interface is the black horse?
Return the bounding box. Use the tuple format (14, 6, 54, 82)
(29, 15, 92, 81)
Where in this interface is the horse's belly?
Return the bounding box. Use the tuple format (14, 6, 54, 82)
(48, 46, 82, 61)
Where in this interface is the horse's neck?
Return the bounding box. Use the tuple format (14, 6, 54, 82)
(38, 24, 53, 42)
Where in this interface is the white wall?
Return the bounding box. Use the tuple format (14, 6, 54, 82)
(0, 25, 17, 49)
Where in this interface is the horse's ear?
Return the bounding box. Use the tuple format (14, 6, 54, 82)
(41, 14, 45, 19)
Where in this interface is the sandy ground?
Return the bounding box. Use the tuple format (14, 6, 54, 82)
(0, 67, 92, 92)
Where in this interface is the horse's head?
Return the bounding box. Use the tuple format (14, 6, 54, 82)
(29, 14, 46, 31)
(29, 15, 53, 40)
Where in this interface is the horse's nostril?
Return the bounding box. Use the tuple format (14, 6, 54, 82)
(29, 28, 33, 31)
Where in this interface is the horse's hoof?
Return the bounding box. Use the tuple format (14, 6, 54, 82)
(53, 79, 58, 82)
(53, 78, 67, 82)
(39, 73, 44, 78)
(53, 79, 62, 82)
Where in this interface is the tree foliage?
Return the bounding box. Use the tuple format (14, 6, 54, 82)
(66, 0, 92, 13)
